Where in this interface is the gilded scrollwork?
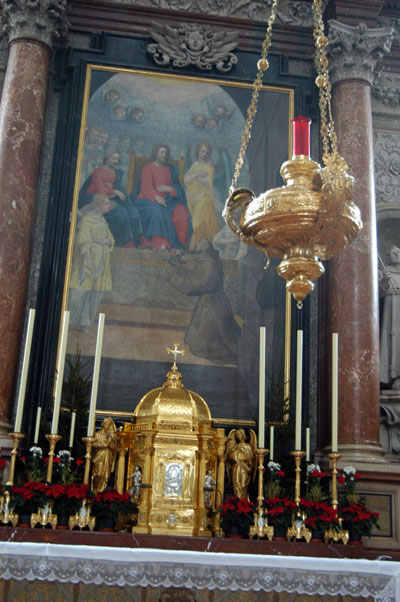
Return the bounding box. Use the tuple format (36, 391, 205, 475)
(147, 22, 238, 73)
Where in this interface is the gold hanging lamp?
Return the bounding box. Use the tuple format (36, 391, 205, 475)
(223, 0, 362, 303)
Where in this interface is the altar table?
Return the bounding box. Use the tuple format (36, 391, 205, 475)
(0, 541, 399, 601)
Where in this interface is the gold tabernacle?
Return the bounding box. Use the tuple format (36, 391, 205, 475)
(128, 344, 219, 536)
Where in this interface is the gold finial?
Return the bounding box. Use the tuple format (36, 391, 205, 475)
(166, 342, 185, 369)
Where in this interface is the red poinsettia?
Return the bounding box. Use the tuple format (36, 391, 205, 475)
(8, 481, 49, 514)
(0, 458, 7, 468)
(300, 499, 339, 533)
(47, 483, 89, 516)
(263, 497, 296, 530)
(89, 489, 137, 522)
(339, 503, 380, 536)
(216, 496, 255, 536)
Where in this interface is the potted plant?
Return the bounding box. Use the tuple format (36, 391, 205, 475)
(17, 446, 45, 484)
(300, 499, 339, 541)
(89, 489, 137, 531)
(216, 496, 255, 538)
(338, 465, 380, 543)
(52, 450, 82, 485)
(306, 464, 327, 502)
(338, 465, 361, 504)
(263, 496, 296, 539)
(264, 461, 285, 499)
(46, 483, 89, 528)
(8, 481, 49, 525)
(339, 503, 380, 543)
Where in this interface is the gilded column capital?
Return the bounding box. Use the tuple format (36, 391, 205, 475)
(327, 19, 393, 87)
(0, 0, 69, 49)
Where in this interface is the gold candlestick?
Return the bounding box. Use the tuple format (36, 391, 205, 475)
(45, 434, 62, 483)
(7, 432, 25, 486)
(256, 448, 268, 508)
(82, 436, 95, 485)
(290, 450, 305, 504)
(328, 451, 341, 509)
(287, 450, 311, 542)
(324, 451, 349, 544)
(249, 447, 274, 540)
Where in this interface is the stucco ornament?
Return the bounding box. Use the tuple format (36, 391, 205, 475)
(147, 22, 238, 72)
(1, 0, 69, 48)
(374, 131, 400, 205)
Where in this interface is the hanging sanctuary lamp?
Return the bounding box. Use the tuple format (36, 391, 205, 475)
(223, 0, 362, 303)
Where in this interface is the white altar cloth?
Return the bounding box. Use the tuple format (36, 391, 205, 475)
(0, 542, 399, 601)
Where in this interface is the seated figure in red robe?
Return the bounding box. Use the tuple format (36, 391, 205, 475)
(79, 150, 142, 248)
(132, 144, 192, 249)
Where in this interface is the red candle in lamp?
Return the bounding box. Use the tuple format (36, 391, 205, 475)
(292, 116, 311, 158)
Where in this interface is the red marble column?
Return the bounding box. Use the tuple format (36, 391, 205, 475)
(322, 20, 393, 462)
(0, 40, 50, 435)
(329, 79, 381, 456)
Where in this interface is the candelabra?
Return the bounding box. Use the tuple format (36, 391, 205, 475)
(45, 433, 62, 483)
(287, 450, 311, 541)
(324, 451, 349, 544)
(82, 436, 95, 485)
(249, 448, 274, 540)
(69, 502, 96, 531)
(31, 505, 58, 529)
(0, 492, 18, 527)
(7, 432, 25, 486)
(290, 450, 305, 504)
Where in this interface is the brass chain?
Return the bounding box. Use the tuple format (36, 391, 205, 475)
(312, 0, 338, 164)
(229, 0, 341, 196)
(229, 0, 280, 195)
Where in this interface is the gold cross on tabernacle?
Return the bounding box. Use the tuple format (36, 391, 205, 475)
(166, 342, 185, 368)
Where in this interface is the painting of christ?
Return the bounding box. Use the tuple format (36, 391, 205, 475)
(62, 66, 293, 422)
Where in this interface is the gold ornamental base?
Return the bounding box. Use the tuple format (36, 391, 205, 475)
(134, 506, 211, 537)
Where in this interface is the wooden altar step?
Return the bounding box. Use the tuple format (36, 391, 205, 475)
(1, 526, 399, 561)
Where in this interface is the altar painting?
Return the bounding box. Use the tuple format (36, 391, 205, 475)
(63, 65, 293, 421)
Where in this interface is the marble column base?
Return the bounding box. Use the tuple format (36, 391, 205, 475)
(316, 443, 386, 468)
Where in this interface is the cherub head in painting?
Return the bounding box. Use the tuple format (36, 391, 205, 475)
(112, 105, 127, 120)
(192, 113, 206, 129)
(128, 106, 145, 122)
(206, 117, 221, 133)
(104, 89, 120, 104)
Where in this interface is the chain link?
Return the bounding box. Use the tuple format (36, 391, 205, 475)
(230, 0, 341, 197)
(229, 0, 280, 195)
(312, 0, 339, 164)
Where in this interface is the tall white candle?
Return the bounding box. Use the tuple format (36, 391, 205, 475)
(295, 329, 303, 451)
(51, 310, 70, 435)
(269, 425, 274, 461)
(14, 309, 36, 433)
(87, 313, 105, 437)
(258, 326, 266, 448)
(305, 427, 310, 462)
(69, 411, 76, 449)
(33, 406, 41, 444)
(332, 333, 339, 453)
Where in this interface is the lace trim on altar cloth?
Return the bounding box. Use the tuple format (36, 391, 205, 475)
(0, 543, 399, 601)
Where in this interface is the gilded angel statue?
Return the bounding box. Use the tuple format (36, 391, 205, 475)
(225, 428, 257, 499)
(147, 22, 238, 73)
(92, 417, 117, 493)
